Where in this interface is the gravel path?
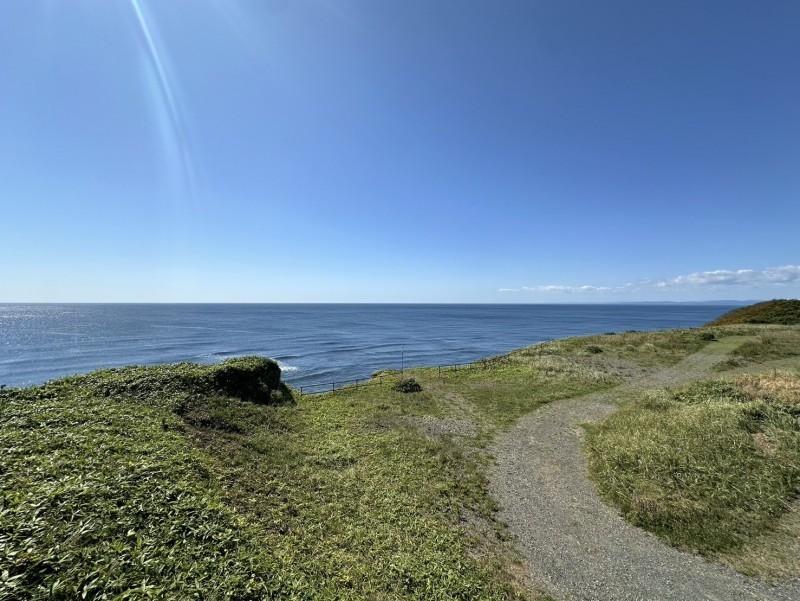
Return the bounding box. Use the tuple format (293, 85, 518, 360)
(489, 337, 800, 601)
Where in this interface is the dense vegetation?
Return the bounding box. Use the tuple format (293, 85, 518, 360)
(3, 343, 612, 600)
(586, 372, 800, 576)
(0, 358, 290, 600)
(2, 324, 797, 598)
(709, 299, 800, 326)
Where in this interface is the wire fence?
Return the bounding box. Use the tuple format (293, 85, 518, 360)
(296, 353, 514, 396)
(297, 375, 389, 395)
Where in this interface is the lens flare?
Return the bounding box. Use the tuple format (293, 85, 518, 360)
(129, 0, 195, 199)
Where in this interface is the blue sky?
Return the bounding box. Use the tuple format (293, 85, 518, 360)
(1, 0, 798, 302)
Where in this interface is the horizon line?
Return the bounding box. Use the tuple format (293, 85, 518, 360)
(0, 300, 767, 306)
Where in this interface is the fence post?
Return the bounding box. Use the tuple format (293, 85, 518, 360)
(332, 381, 335, 392)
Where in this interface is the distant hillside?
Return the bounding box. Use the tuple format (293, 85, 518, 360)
(708, 299, 800, 326)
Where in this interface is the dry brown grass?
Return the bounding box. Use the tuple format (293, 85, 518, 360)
(736, 371, 800, 406)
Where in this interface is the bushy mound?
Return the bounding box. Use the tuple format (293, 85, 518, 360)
(66, 356, 284, 407)
(392, 377, 423, 393)
(587, 373, 800, 558)
(709, 299, 800, 326)
(209, 356, 282, 402)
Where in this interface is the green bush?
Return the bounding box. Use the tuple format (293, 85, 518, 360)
(210, 356, 281, 403)
(65, 356, 284, 407)
(392, 377, 423, 393)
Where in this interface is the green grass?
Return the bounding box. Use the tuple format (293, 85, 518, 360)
(0, 326, 779, 598)
(190, 384, 529, 600)
(2, 357, 546, 599)
(410, 355, 617, 429)
(729, 330, 800, 363)
(714, 329, 800, 371)
(519, 328, 713, 368)
(0, 384, 281, 600)
(709, 299, 800, 326)
(586, 372, 800, 574)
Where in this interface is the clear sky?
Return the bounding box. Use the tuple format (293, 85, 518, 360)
(1, 0, 798, 302)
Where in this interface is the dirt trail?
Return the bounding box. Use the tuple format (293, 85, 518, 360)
(489, 337, 800, 601)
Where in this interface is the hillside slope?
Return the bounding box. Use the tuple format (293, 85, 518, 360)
(709, 299, 800, 326)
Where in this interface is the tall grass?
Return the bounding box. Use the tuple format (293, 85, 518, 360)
(586, 373, 800, 563)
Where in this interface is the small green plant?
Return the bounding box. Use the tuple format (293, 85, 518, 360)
(393, 377, 423, 393)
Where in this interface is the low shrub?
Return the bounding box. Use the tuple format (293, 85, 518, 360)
(210, 356, 281, 403)
(393, 377, 423, 393)
(66, 356, 284, 407)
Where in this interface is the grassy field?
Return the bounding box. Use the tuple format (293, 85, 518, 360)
(2, 324, 797, 598)
(584, 302, 800, 578)
(586, 367, 800, 578)
(713, 328, 800, 371)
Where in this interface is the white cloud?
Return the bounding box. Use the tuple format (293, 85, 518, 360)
(666, 265, 800, 287)
(503, 265, 800, 294)
(520, 284, 614, 293)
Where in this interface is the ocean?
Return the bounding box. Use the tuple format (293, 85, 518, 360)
(0, 303, 734, 389)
